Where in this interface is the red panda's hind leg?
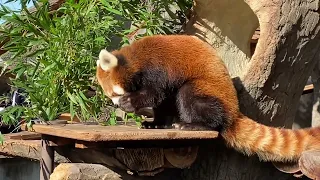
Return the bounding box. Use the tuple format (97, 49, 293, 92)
(142, 95, 179, 129)
(174, 82, 229, 132)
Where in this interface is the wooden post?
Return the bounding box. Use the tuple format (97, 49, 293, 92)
(40, 138, 54, 180)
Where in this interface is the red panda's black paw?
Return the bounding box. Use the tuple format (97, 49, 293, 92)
(141, 121, 155, 129)
(118, 96, 136, 113)
(141, 121, 168, 129)
(172, 122, 212, 131)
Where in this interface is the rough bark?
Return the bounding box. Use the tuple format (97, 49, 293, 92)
(239, 0, 320, 127)
(182, 0, 320, 179)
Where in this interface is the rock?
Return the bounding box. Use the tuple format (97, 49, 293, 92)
(50, 163, 123, 180)
(115, 108, 126, 120)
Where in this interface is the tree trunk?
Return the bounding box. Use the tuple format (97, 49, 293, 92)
(182, 0, 320, 179)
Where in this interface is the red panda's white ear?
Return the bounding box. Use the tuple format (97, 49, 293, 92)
(97, 49, 118, 71)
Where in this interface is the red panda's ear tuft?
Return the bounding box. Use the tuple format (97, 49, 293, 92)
(97, 49, 118, 71)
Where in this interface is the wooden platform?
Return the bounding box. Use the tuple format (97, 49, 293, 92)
(19, 123, 220, 180)
(23, 123, 219, 142)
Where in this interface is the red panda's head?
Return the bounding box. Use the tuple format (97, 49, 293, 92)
(96, 49, 127, 105)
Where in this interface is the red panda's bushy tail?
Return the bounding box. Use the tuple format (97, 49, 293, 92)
(221, 114, 320, 162)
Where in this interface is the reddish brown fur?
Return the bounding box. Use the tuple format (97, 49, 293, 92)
(96, 35, 320, 162)
(223, 115, 320, 162)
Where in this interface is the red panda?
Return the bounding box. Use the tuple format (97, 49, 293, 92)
(96, 35, 320, 170)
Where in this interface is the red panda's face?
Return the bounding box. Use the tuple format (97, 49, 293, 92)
(96, 49, 126, 105)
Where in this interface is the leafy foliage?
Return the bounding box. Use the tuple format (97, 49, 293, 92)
(0, 132, 3, 145)
(0, 0, 192, 126)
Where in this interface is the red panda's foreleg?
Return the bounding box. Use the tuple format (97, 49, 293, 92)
(118, 87, 180, 129)
(118, 87, 165, 113)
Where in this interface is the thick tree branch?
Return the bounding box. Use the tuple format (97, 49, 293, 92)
(241, 0, 320, 127)
(185, 0, 259, 77)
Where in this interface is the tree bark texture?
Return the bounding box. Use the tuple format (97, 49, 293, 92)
(240, 0, 320, 127)
(182, 0, 320, 179)
(184, 0, 259, 78)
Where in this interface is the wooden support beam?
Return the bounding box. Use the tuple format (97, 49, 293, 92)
(75, 141, 101, 149)
(42, 135, 75, 147)
(40, 139, 54, 180)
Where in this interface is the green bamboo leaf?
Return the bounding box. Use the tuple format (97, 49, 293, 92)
(79, 91, 88, 101)
(26, 23, 45, 37)
(94, 37, 105, 43)
(0, 132, 4, 145)
(100, 0, 110, 7)
(42, 62, 56, 72)
(16, 67, 26, 79)
(9, 114, 15, 121)
(105, 7, 122, 15)
(85, 1, 95, 16)
(2, 114, 9, 124)
(27, 120, 33, 129)
(57, 7, 67, 12)
(27, 39, 46, 46)
(70, 101, 75, 120)
(76, 94, 87, 111)
(31, 61, 40, 79)
(0, 4, 10, 13)
(4, 0, 16, 4)
(10, 49, 25, 61)
(26, 48, 46, 57)
(66, 92, 78, 104)
(16, 107, 24, 118)
(45, 107, 51, 119)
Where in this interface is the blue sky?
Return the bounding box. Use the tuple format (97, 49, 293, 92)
(0, 0, 33, 23)
(0, 0, 33, 10)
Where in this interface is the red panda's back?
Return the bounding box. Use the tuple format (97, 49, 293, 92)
(117, 35, 230, 80)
